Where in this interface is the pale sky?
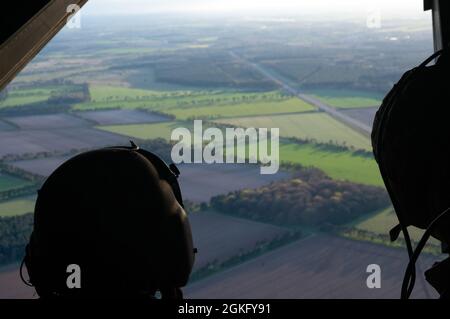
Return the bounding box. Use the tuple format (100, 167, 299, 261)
(81, 0, 429, 19)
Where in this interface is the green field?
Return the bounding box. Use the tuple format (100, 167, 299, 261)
(74, 86, 205, 110)
(167, 98, 315, 120)
(85, 86, 310, 120)
(279, 143, 382, 186)
(0, 95, 49, 108)
(0, 173, 33, 192)
(224, 141, 382, 186)
(354, 207, 440, 245)
(0, 197, 36, 217)
(305, 89, 383, 109)
(0, 88, 53, 109)
(216, 113, 371, 151)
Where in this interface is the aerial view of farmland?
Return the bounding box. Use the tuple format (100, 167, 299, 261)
(0, 1, 438, 299)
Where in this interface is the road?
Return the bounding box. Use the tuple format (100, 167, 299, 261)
(231, 51, 373, 136)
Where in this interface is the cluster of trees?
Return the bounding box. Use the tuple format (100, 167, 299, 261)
(211, 168, 390, 227)
(260, 56, 400, 94)
(154, 60, 276, 90)
(47, 83, 90, 105)
(90, 90, 202, 103)
(173, 93, 287, 110)
(0, 103, 71, 117)
(0, 213, 33, 265)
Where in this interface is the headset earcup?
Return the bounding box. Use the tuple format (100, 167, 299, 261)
(136, 149, 185, 207)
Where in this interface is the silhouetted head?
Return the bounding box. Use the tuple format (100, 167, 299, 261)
(372, 49, 450, 299)
(23, 145, 195, 298)
(372, 51, 450, 246)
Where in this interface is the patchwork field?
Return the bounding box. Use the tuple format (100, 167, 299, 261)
(216, 113, 372, 151)
(74, 109, 171, 125)
(186, 234, 438, 299)
(0, 174, 33, 192)
(0, 197, 36, 217)
(178, 163, 290, 202)
(74, 87, 307, 120)
(341, 107, 379, 128)
(304, 89, 383, 109)
(0, 13, 435, 300)
(4, 114, 90, 130)
(0, 128, 128, 158)
(98, 121, 381, 186)
(189, 211, 289, 270)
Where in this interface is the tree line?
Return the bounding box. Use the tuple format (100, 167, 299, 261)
(210, 167, 390, 227)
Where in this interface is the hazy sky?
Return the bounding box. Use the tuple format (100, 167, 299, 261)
(81, 0, 429, 19)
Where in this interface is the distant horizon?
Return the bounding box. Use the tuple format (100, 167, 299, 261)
(72, 11, 432, 29)
(80, 0, 430, 21)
